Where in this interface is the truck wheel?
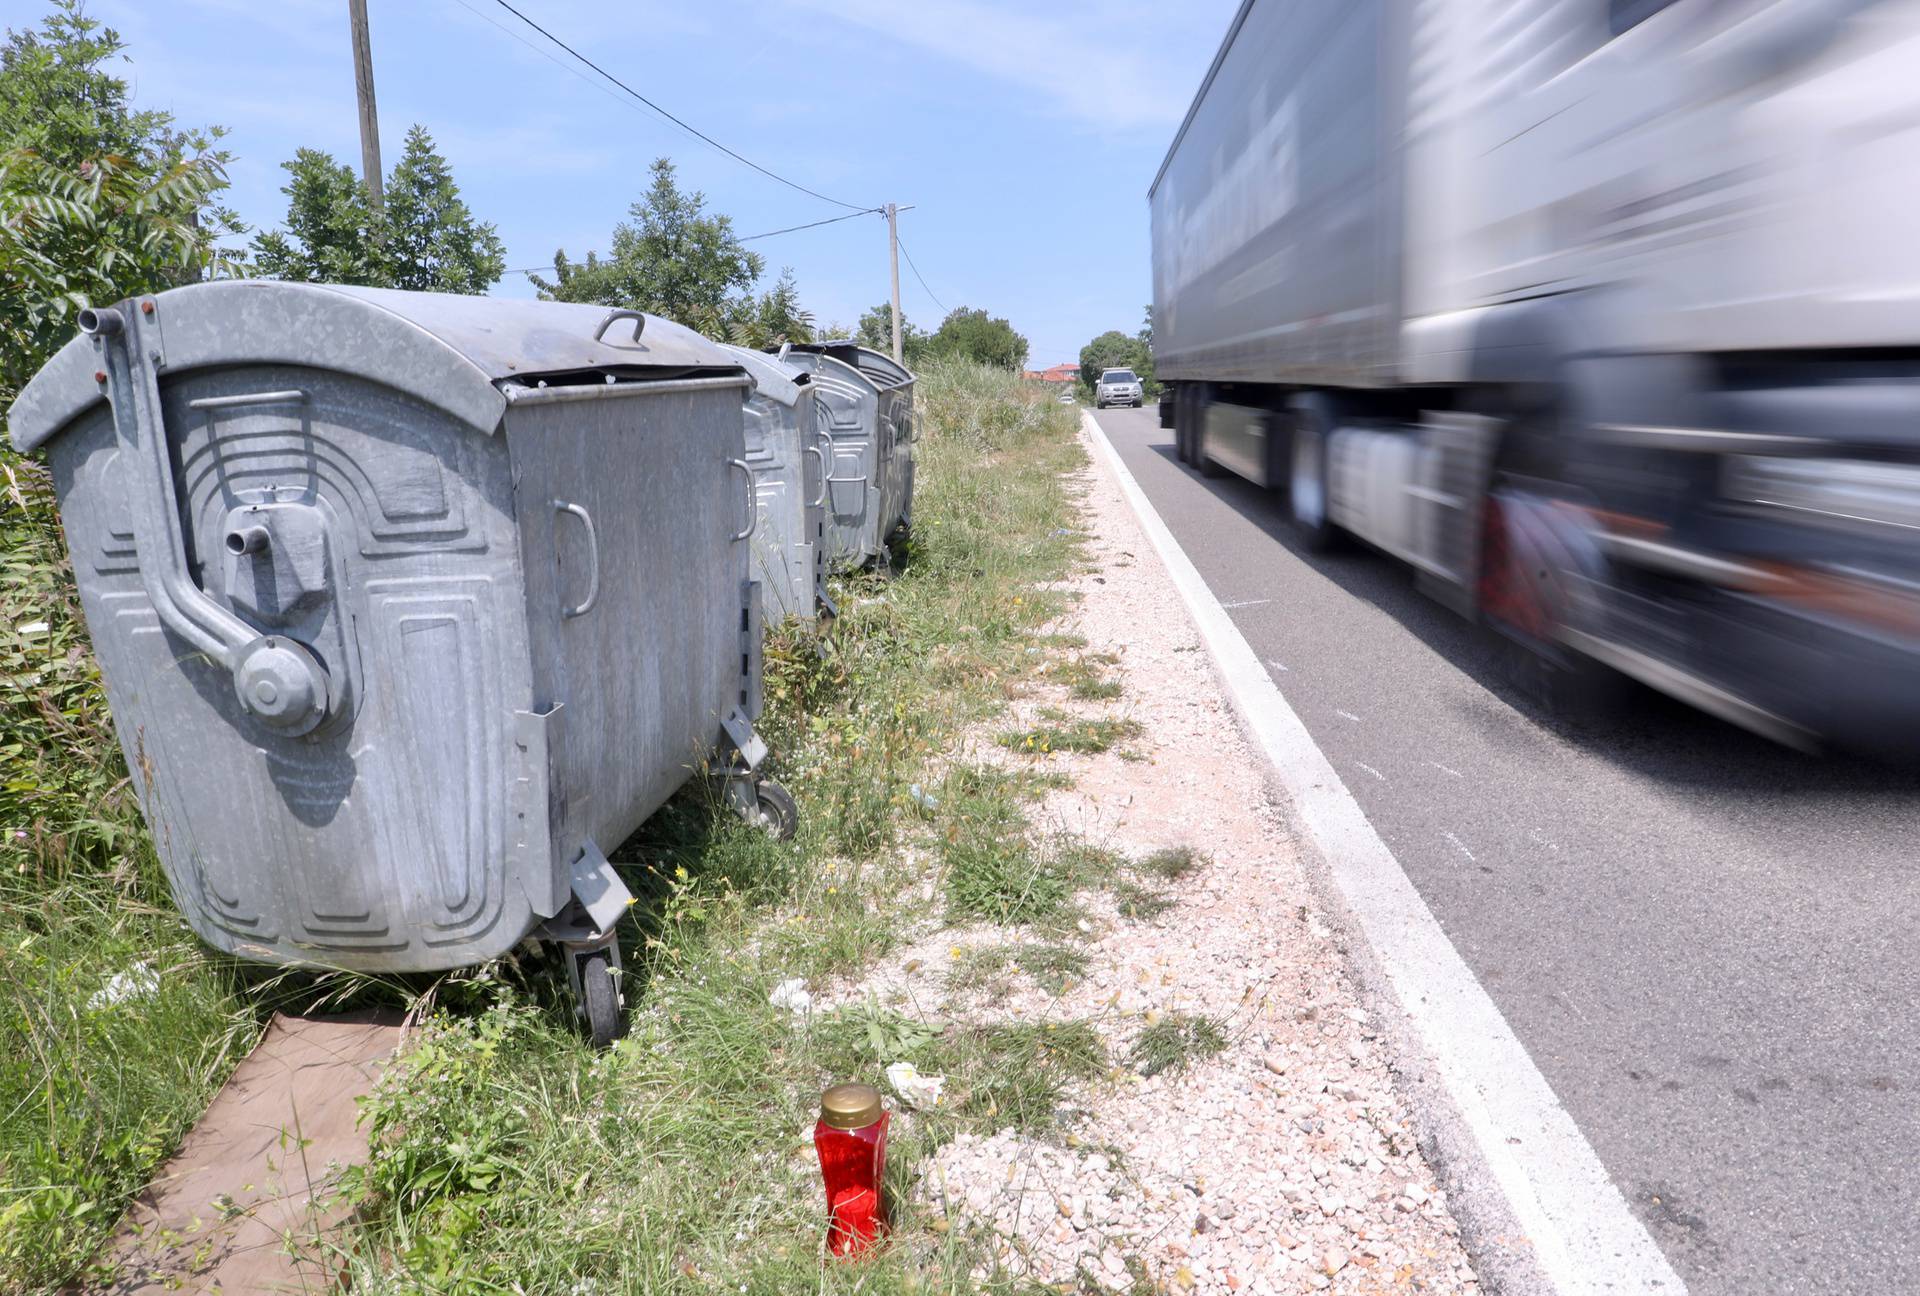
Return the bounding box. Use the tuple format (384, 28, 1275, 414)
(1478, 479, 1619, 717)
(1288, 401, 1340, 551)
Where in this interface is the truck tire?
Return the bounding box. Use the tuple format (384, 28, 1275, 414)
(1478, 474, 1621, 718)
(1173, 387, 1193, 465)
(1288, 396, 1341, 551)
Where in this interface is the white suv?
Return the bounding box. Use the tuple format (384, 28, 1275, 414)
(1095, 368, 1145, 409)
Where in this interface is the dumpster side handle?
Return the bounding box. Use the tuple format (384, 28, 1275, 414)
(728, 458, 758, 542)
(552, 500, 600, 619)
(807, 429, 833, 508)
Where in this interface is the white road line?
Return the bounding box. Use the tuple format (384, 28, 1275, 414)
(1221, 597, 1273, 609)
(1082, 411, 1685, 1296)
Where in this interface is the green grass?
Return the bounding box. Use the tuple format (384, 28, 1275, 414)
(949, 942, 1090, 998)
(995, 714, 1143, 757)
(1049, 655, 1123, 702)
(943, 822, 1123, 928)
(1139, 846, 1205, 882)
(1127, 1013, 1228, 1079)
(1110, 879, 1176, 921)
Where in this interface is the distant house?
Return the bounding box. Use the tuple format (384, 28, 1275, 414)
(1023, 364, 1080, 386)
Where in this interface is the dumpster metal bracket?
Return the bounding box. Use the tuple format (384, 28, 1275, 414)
(539, 840, 632, 944)
(721, 706, 767, 773)
(511, 706, 564, 918)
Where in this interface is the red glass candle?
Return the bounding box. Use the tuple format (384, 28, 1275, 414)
(814, 1083, 890, 1257)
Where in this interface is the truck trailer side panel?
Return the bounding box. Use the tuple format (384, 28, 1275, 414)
(1149, 0, 1404, 390)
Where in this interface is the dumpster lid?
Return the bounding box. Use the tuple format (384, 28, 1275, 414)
(719, 344, 812, 407)
(786, 340, 914, 390)
(10, 280, 743, 452)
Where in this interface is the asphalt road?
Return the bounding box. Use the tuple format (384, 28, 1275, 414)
(1091, 404, 1920, 1296)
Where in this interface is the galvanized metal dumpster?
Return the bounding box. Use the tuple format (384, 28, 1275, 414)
(782, 342, 916, 569)
(8, 281, 796, 1043)
(721, 344, 832, 623)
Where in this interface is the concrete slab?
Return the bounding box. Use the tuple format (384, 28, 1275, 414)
(86, 1010, 405, 1295)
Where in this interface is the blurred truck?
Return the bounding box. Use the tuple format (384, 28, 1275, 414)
(1152, 0, 1920, 753)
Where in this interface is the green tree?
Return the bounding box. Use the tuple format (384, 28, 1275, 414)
(251, 126, 504, 293)
(531, 157, 762, 330)
(1, 2, 243, 420)
(538, 247, 620, 303)
(929, 306, 1028, 371)
(1, 0, 147, 162)
(855, 302, 930, 363)
(717, 267, 814, 349)
(249, 147, 384, 285)
(1079, 328, 1154, 395)
(383, 125, 506, 293)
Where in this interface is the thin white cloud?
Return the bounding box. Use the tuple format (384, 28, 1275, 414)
(796, 0, 1192, 132)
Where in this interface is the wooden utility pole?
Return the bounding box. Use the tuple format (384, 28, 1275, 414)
(348, 0, 384, 212)
(886, 202, 903, 364)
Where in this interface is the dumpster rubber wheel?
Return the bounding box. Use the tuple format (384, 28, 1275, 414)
(752, 779, 799, 841)
(579, 949, 624, 1047)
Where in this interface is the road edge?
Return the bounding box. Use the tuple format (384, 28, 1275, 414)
(1079, 409, 1685, 1296)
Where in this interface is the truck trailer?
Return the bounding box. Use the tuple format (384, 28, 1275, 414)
(1152, 0, 1920, 752)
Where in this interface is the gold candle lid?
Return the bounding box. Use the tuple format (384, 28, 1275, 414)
(820, 1083, 883, 1129)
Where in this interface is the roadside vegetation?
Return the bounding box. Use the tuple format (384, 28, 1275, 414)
(321, 357, 1096, 1294)
(0, 382, 269, 1286)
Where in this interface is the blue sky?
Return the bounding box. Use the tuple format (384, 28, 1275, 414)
(45, 0, 1243, 368)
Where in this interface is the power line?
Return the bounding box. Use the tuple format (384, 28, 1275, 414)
(450, 0, 649, 123)
(741, 208, 883, 243)
(893, 233, 948, 316)
(485, 0, 874, 213)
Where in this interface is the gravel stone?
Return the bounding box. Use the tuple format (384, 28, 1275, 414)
(871, 436, 1478, 1295)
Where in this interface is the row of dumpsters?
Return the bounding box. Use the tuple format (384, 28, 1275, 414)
(9, 281, 918, 1041)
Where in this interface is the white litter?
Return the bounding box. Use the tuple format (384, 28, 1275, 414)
(885, 1060, 947, 1111)
(768, 978, 814, 1017)
(16, 621, 48, 636)
(88, 961, 159, 1010)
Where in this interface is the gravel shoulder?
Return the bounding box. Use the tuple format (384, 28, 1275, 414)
(842, 428, 1481, 1294)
